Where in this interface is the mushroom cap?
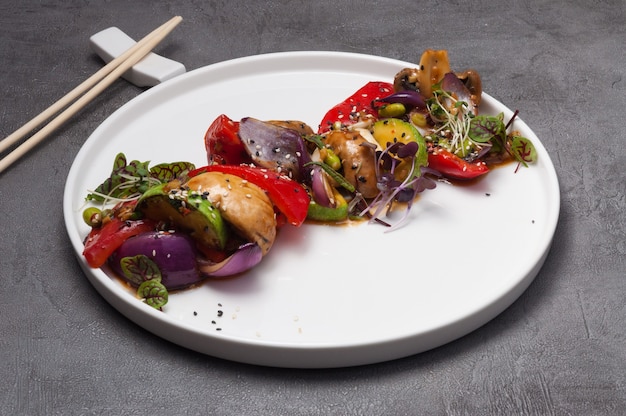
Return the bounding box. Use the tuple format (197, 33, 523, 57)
(185, 172, 277, 255)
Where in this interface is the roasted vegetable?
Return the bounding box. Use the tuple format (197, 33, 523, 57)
(324, 130, 379, 198)
(238, 117, 311, 181)
(109, 231, 202, 290)
(137, 180, 227, 250)
(189, 164, 310, 227)
(185, 172, 277, 255)
(83, 217, 157, 268)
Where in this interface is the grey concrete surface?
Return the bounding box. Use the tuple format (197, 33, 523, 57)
(0, 0, 624, 414)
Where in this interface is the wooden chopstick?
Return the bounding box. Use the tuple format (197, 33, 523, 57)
(0, 16, 183, 174)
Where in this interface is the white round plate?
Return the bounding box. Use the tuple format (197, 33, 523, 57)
(64, 52, 560, 368)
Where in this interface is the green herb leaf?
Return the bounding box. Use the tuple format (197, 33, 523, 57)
(126, 159, 151, 178)
(454, 100, 468, 109)
(469, 114, 506, 143)
(120, 255, 162, 286)
(86, 153, 195, 202)
(150, 161, 196, 183)
(138, 280, 168, 309)
(510, 135, 538, 166)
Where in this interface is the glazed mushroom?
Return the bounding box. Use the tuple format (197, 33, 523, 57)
(324, 130, 379, 199)
(415, 49, 452, 99)
(393, 49, 453, 99)
(185, 172, 277, 255)
(393, 67, 420, 92)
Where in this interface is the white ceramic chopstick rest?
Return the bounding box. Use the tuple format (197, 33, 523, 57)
(89, 26, 186, 87)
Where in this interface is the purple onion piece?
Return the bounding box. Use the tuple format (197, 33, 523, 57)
(310, 165, 333, 207)
(372, 90, 426, 109)
(197, 242, 263, 278)
(238, 117, 312, 182)
(441, 73, 476, 114)
(109, 231, 202, 290)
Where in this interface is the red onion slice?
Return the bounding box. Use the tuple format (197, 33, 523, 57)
(197, 242, 263, 278)
(310, 165, 333, 207)
(372, 89, 426, 109)
(441, 72, 477, 115)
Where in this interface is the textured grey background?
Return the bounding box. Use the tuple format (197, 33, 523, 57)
(1, 0, 624, 415)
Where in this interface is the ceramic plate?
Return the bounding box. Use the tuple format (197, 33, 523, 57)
(63, 52, 560, 368)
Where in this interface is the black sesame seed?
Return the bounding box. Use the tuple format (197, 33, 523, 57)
(217, 310, 223, 317)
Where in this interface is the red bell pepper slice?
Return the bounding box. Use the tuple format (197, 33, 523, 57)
(428, 148, 489, 180)
(83, 218, 157, 268)
(204, 114, 252, 166)
(189, 164, 310, 227)
(318, 81, 394, 134)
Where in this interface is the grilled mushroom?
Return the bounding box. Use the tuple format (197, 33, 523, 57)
(324, 130, 379, 198)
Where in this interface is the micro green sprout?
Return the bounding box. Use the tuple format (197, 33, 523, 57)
(427, 88, 479, 158)
(360, 141, 437, 231)
(86, 152, 195, 206)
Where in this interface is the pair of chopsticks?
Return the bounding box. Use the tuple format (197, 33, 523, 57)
(0, 16, 183, 174)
